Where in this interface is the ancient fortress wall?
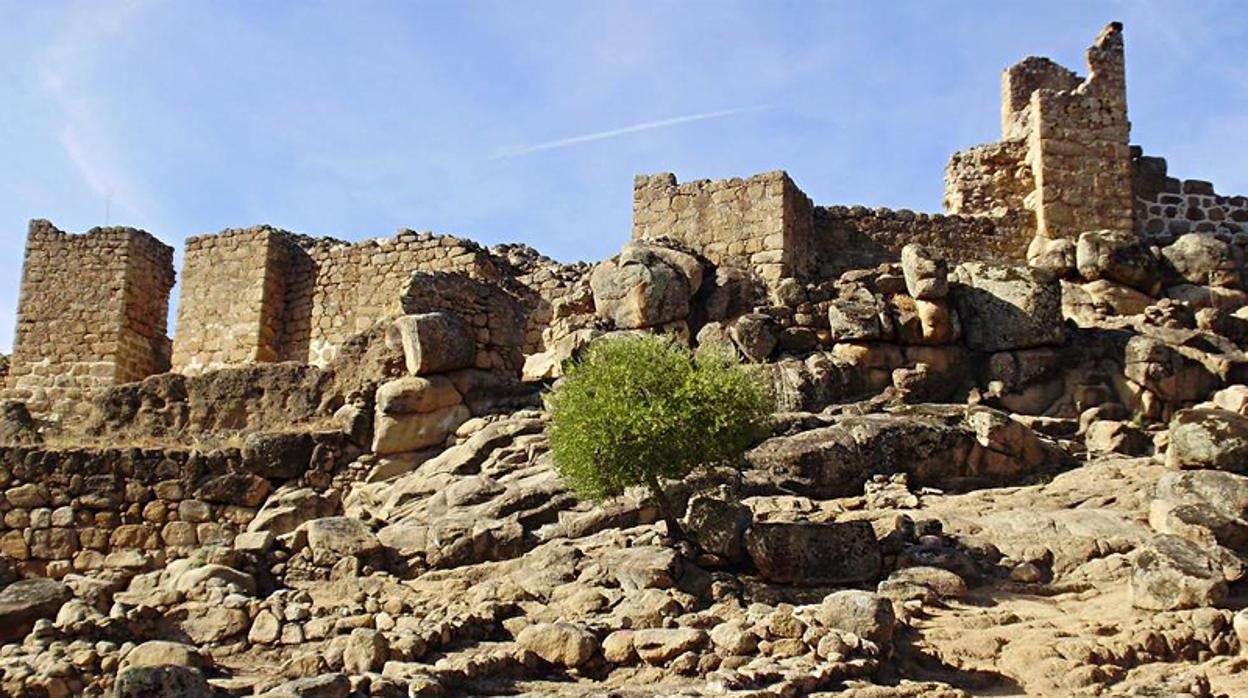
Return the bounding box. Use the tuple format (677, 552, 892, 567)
(1132, 152, 1248, 238)
(4, 221, 174, 417)
(946, 22, 1133, 240)
(8, 22, 1242, 415)
(173, 229, 500, 374)
(632, 171, 814, 284)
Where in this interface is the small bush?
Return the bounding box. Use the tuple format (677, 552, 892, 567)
(546, 334, 773, 537)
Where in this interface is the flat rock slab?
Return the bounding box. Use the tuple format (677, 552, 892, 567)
(0, 578, 71, 643)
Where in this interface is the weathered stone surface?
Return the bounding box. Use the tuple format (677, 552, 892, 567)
(0, 578, 71, 642)
(683, 494, 752, 563)
(1166, 408, 1248, 473)
(114, 665, 213, 698)
(901, 244, 949, 299)
(342, 628, 389, 674)
(180, 605, 250, 644)
(632, 628, 708, 664)
(1129, 534, 1228, 611)
(1075, 229, 1160, 294)
(389, 313, 475, 376)
(730, 313, 779, 362)
(745, 521, 881, 585)
(827, 288, 891, 341)
(304, 517, 381, 559)
(0, 401, 41, 446)
(1152, 470, 1248, 553)
(1026, 235, 1076, 277)
(248, 488, 337, 535)
(257, 673, 350, 698)
(372, 404, 470, 455)
(590, 244, 693, 330)
(516, 622, 599, 667)
(816, 590, 897, 649)
(1162, 233, 1243, 288)
(243, 431, 314, 480)
(952, 263, 1064, 351)
(123, 641, 204, 669)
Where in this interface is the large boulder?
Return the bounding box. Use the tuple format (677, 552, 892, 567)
(372, 375, 469, 455)
(304, 517, 381, 561)
(1162, 233, 1243, 288)
(683, 494, 752, 563)
(256, 674, 350, 698)
(900, 244, 949, 299)
(0, 578, 71, 642)
(122, 641, 205, 670)
(1027, 235, 1076, 278)
(114, 665, 213, 698)
(516, 622, 599, 667)
(816, 590, 897, 650)
(1166, 409, 1248, 473)
(827, 287, 892, 342)
(1152, 470, 1248, 553)
(744, 521, 881, 585)
(951, 263, 1064, 352)
(1129, 534, 1229, 611)
(744, 406, 1053, 498)
(388, 313, 475, 376)
(247, 488, 337, 535)
(590, 243, 696, 329)
(1075, 230, 1161, 294)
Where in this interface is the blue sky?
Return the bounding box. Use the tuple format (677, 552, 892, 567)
(2, 1, 1246, 353)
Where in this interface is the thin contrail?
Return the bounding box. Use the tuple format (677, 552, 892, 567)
(495, 105, 772, 158)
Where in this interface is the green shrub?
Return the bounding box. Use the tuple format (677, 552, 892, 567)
(546, 333, 774, 538)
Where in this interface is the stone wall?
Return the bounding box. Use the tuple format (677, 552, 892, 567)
(812, 206, 1032, 278)
(1026, 23, 1133, 239)
(944, 140, 1034, 219)
(400, 272, 527, 375)
(1133, 152, 1248, 238)
(945, 22, 1133, 243)
(632, 171, 814, 285)
(4, 221, 174, 418)
(172, 227, 292, 375)
(0, 437, 348, 579)
(173, 228, 503, 374)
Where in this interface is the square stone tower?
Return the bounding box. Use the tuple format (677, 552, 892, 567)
(4, 220, 175, 417)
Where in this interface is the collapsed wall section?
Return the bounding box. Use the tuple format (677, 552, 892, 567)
(945, 22, 1133, 243)
(4, 221, 174, 417)
(1026, 22, 1133, 239)
(632, 171, 814, 284)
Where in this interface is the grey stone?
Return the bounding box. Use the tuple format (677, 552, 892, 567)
(389, 313, 476, 376)
(744, 521, 881, 585)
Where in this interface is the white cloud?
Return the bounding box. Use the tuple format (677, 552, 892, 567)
(494, 105, 773, 159)
(37, 0, 151, 223)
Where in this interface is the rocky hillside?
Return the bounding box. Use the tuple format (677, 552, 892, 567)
(3, 230, 1248, 697)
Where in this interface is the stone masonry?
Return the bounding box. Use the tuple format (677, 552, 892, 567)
(8, 22, 1247, 418)
(3, 221, 174, 419)
(173, 228, 503, 374)
(946, 22, 1134, 240)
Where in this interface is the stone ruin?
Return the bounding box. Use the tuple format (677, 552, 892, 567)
(3, 21, 1248, 698)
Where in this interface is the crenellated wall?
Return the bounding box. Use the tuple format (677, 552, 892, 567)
(3, 221, 175, 418)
